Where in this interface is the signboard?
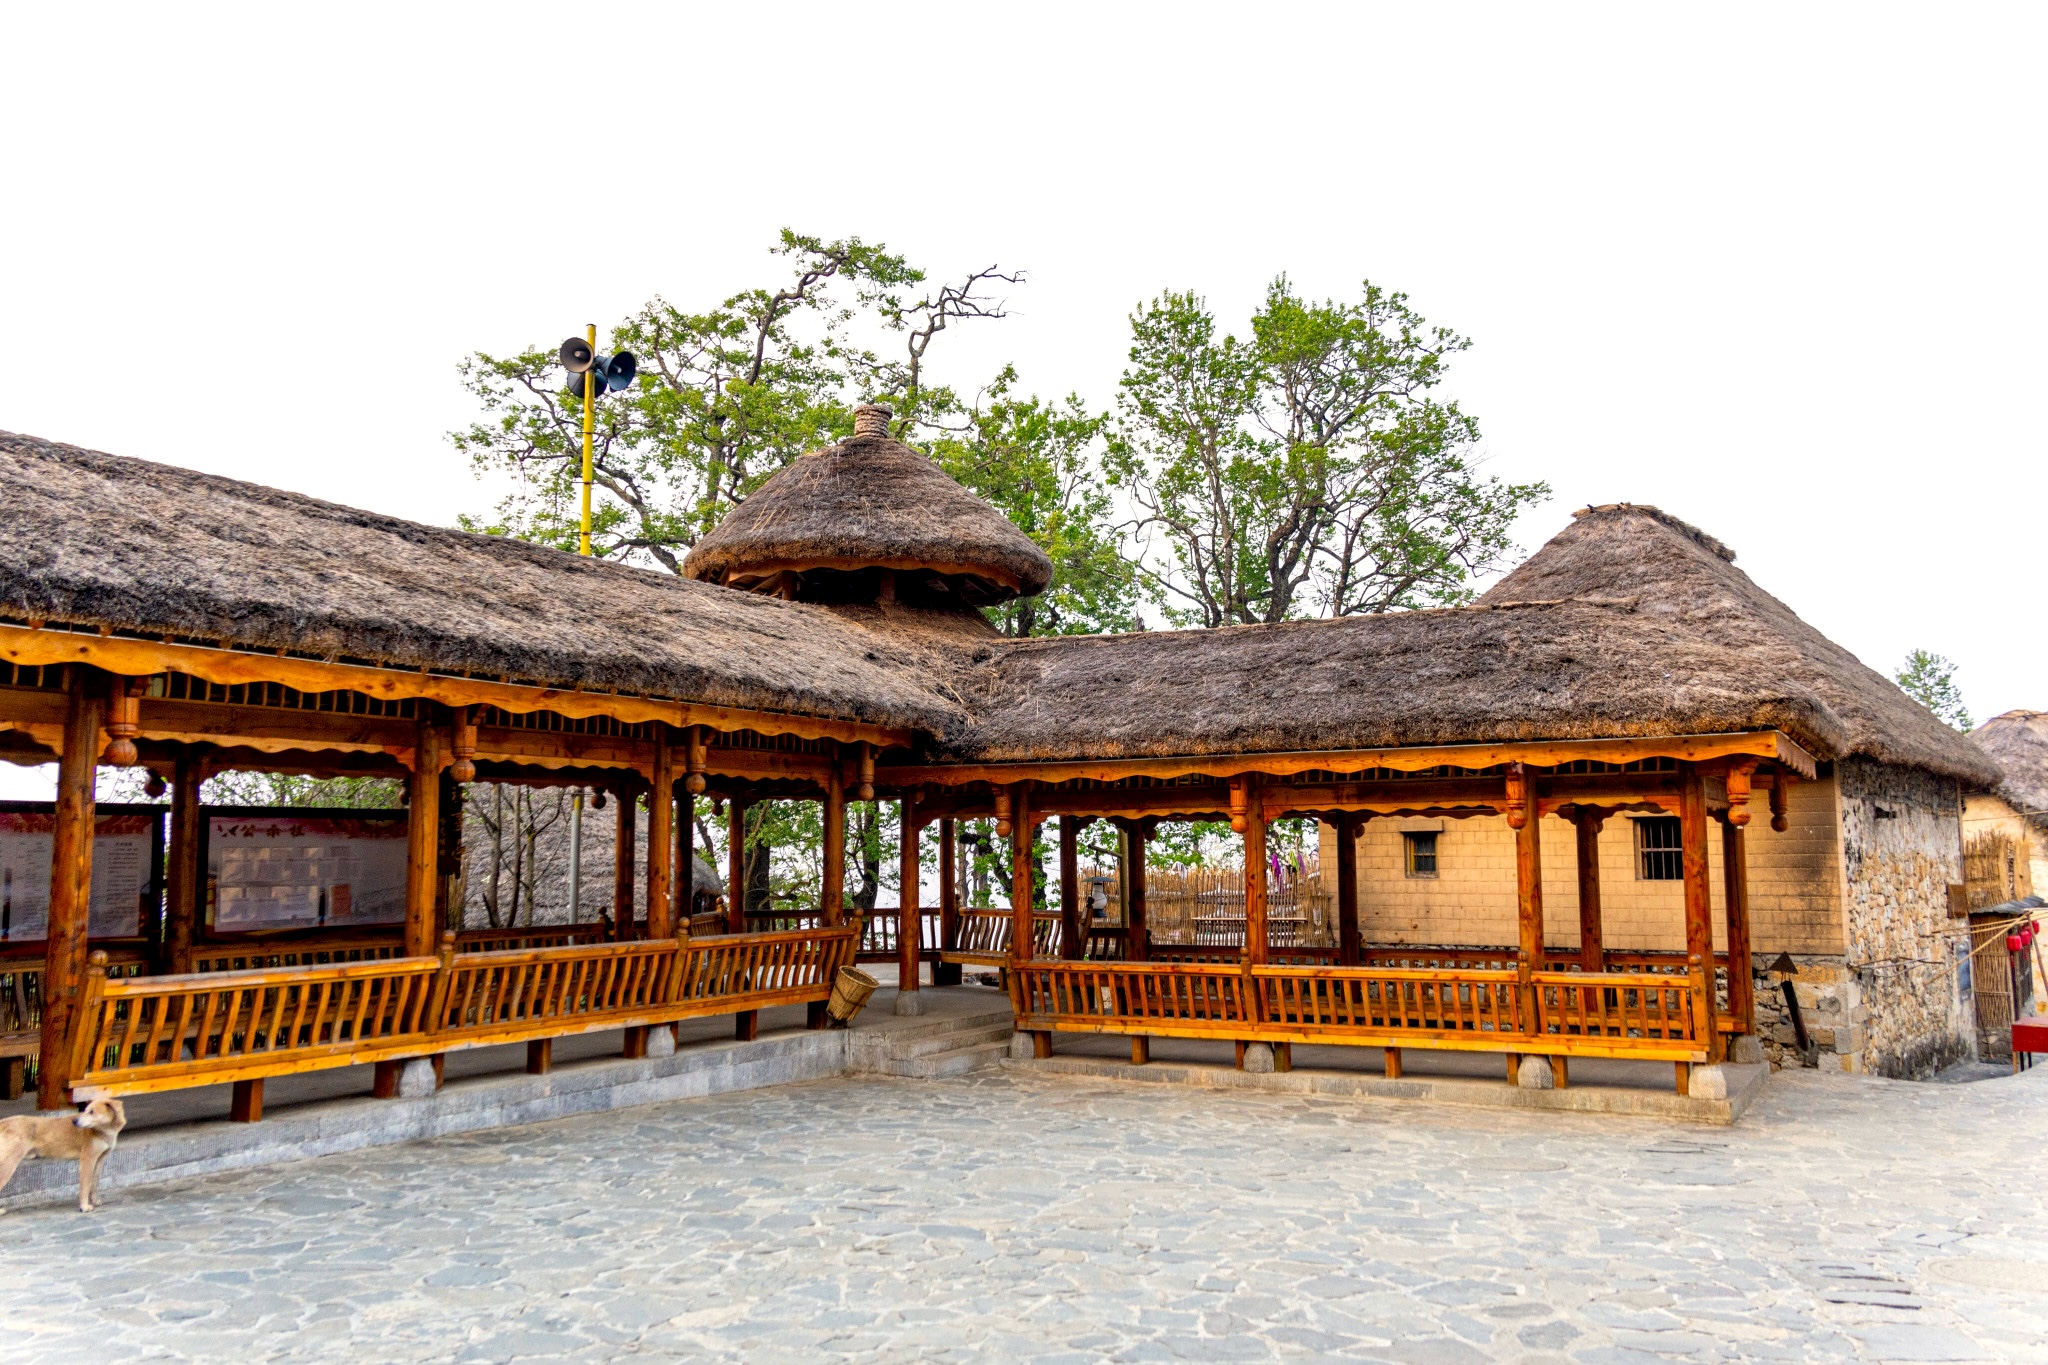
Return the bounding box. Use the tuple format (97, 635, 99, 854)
(207, 811, 408, 932)
(0, 808, 160, 942)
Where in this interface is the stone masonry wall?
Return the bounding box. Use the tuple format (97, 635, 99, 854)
(1830, 757, 1972, 1079)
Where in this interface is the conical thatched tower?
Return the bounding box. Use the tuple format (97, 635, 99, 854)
(1973, 710, 2048, 821)
(682, 404, 1052, 617)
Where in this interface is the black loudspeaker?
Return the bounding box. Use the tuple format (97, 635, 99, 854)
(559, 337, 595, 373)
(603, 350, 638, 391)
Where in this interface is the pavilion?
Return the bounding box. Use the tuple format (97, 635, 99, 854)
(0, 404, 1997, 1115)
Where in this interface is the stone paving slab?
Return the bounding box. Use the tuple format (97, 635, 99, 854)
(1, 1059, 2045, 1362)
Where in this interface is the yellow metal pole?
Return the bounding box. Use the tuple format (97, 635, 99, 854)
(579, 321, 596, 557)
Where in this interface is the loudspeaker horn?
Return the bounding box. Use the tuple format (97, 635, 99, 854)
(558, 337, 595, 373)
(603, 350, 638, 391)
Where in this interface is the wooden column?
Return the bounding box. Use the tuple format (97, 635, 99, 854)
(1722, 817, 1755, 1035)
(1058, 815, 1083, 960)
(1574, 808, 1605, 972)
(164, 748, 204, 974)
(1127, 821, 1150, 963)
(612, 782, 637, 940)
(1335, 813, 1361, 967)
(822, 764, 845, 927)
(435, 770, 463, 941)
(1680, 766, 1722, 1063)
(676, 787, 695, 928)
(403, 716, 443, 960)
(1509, 763, 1542, 1066)
(726, 797, 749, 932)
(935, 816, 960, 985)
(898, 797, 921, 996)
(38, 668, 106, 1108)
(1009, 785, 1035, 964)
(646, 727, 675, 939)
(1241, 780, 1268, 966)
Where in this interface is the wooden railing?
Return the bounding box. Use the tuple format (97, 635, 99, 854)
(1010, 959, 1708, 1063)
(941, 911, 1061, 964)
(70, 955, 443, 1097)
(67, 925, 860, 1104)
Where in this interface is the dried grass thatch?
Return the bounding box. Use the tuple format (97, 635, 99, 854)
(940, 504, 1999, 785)
(0, 431, 965, 734)
(1972, 710, 2048, 823)
(682, 406, 1053, 603)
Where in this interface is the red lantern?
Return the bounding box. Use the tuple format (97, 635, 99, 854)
(2009, 934, 2027, 953)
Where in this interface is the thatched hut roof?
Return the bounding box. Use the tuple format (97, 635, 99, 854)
(0, 431, 965, 735)
(682, 405, 1053, 605)
(937, 504, 2000, 785)
(1972, 711, 2048, 822)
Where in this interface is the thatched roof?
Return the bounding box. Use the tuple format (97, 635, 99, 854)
(0, 431, 965, 735)
(682, 405, 1053, 604)
(937, 504, 2000, 785)
(1972, 711, 2048, 822)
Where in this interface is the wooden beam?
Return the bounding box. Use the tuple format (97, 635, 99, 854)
(403, 717, 443, 959)
(880, 730, 1818, 789)
(0, 623, 914, 750)
(1574, 808, 1605, 972)
(1059, 816, 1083, 961)
(1010, 784, 1035, 964)
(1511, 763, 1543, 1017)
(164, 748, 204, 974)
(646, 727, 675, 939)
(1335, 813, 1361, 967)
(38, 667, 105, 1108)
(899, 796, 921, 996)
(821, 762, 845, 928)
(1722, 817, 1755, 1036)
(1680, 766, 1722, 1063)
(613, 780, 637, 940)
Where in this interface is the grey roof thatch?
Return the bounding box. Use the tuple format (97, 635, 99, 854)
(1972, 711, 2048, 822)
(0, 431, 965, 735)
(682, 406, 1053, 603)
(938, 505, 1999, 785)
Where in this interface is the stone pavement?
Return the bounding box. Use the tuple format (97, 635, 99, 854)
(2, 1064, 2044, 1363)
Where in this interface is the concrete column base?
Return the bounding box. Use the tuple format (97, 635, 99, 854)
(1241, 1042, 1276, 1074)
(395, 1057, 438, 1098)
(1727, 1034, 1765, 1065)
(893, 992, 925, 1017)
(1516, 1055, 1555, 1090)
(1687, 1063, 1730, 1100)
(1008, 1032, 1037, 1060)
(645, 1025, 677, 1058)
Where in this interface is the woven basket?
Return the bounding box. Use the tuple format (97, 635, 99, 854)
(825, 966, 879, 1027)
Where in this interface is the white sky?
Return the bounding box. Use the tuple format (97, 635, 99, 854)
(2, 4, 2042, 803)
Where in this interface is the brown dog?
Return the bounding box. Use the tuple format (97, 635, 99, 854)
(0, 1099, 126, 1213)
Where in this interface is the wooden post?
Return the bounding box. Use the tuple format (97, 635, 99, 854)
(1127, 821, 1150, 963)
(676, 786, 695, 928)
(1335, 813, 1361, 967)
(403, 718, 442, 960)
(38, 667, 106, 1108)
(1722, 817, 1755, 1036)
(1510, 763, 1543, 1051)
(435, 770, 463, 940)
(1058, 815, 1083, 960)
(164, 748, 204, 974)
(936, 816, 960, 985)
(646, 727, 675, 939)
(526, 1038, 552, 1075)
(1574, 808, 1605, 972)
(898, 796, 921, 997)
(613, 781, 637, 940)
(822, 763, 845, 928)
(230, 1078, 264, 1123)
(1242, 780, 1268, 966)
(1009, 785, 1035, 963)
(727, 795, 750, 932)
(1680, 766, 1722, 1063)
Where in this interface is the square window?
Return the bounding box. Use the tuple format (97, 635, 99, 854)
(1636, 816, 1683, 880)
(1404, 831, 1439, 878)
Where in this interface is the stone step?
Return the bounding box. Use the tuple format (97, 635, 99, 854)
(874, 1040, 1011, 1079)
(886, 1023, 1015, 1058)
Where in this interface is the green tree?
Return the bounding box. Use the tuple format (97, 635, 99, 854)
(1106, 277, 1548, 626)
(1896, 649, 1972, 732)
(930, 369, 1140, 637)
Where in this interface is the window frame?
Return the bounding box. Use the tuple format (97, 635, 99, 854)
(1634, 815, 1683, 881)
(1403, 830, 1439, 879)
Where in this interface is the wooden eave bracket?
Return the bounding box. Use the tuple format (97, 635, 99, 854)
(0, 623, 912, 752)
